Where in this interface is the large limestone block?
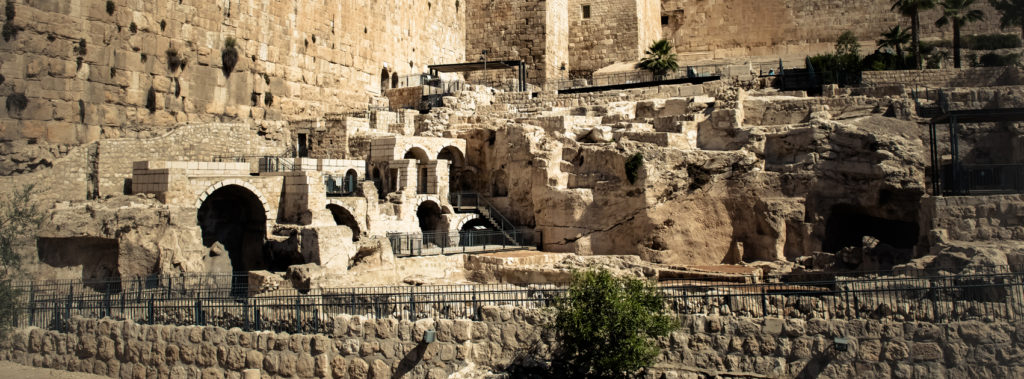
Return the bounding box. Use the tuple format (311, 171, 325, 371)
(300, 226, 357, 270)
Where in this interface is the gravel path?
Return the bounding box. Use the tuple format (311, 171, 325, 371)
(0, 360, 108, 379)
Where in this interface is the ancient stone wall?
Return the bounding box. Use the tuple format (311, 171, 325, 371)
(862, 67, 1024, 88)
(465, 0, 566, 86)
(0, 0, 464, 172)
(568, 0, 657, 75)
(662, 0, 1004, 61)
(5, 309, 1024, 378)
(96, 122, 289, 198)
(921, 194, 1024, 243)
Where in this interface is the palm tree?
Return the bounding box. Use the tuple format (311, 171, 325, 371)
(892, 0, 937, 69)
(989, 0, 1024, 39)
(936, 0, 985, 68)
(878, 25, 912, 57)
(638, 39, 679, 78)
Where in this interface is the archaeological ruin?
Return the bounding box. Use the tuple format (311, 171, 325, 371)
(1, 0, 1024, 377)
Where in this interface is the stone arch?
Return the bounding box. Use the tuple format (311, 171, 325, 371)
(344, 169, 359, 194)
(327, 203, 361, 241)
(416, 200, 445, 235)
(196, 184, 273, 274)
(438, 145, 466, 191)
(195, 180, 272, 221)
(403, 146, 430, 164)
(381, 67, 391, 92)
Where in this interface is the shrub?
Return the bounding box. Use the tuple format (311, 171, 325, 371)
(129, 22, 137, 33)
(159, 19, 166, 31)
(0, 185, 44, 330)
(979, 52, 1021, 67)
(5, 0, 13, 21)
(105, 0, 115, 15)
(624, 153, 644, 184)
(221, 37, 239, 77)
(73, 38, 87, 56)
(264, 91, 274, 107)
(962, 33, 1022, 50)
(5, 93, 27, 116)
(1, 22, 19, 41)
(166, 47, 185, 72)
(552, 269, 677, 378)
(145, 87, 156, 113)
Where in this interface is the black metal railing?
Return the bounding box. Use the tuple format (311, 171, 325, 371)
(449, 192, 517, 232)
(213, 156, 296, 173)
(13, 268, 1024, 334)
(551, 65, 725, 91)
(387, 228, 538, 257)
(956, 164, 1024, 194)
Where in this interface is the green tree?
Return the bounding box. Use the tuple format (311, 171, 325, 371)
(0, 185, 43, 329)
(892, 0, 937, 69)
(936, 0, 986, 67)
(552, 269, 677, 378)
(878, 25, 913, 57)
(637, 39, 679, 78)
(989, 0, 1024, 40)
(835, 31, 861, 57)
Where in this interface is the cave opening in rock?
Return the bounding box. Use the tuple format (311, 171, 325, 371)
(37, 237, 120, 291)
(327, 204, 360, 241)
(197, 185, 271, 273)
(459, 217, 496, 246)
(417, 200, 446, 246)
(822, 204, 918, 253)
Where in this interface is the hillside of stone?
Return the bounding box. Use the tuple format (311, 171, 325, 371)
(456, 87, 930, 266)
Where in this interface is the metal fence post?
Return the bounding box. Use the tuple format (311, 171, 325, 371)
(295, 298, 302, 334)
(409, 287, 416, 321)
(28, 284, 35, 327)
(147, 296, 155, 325)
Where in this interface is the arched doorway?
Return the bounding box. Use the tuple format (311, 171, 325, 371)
(417, 200, 446, 247)
(197, 185, 269, 273)
(380, 67, 390, 92)
(437, 146, 466, 192)
(327, 204, 361, 241)
(405, 147, 430, 194)
(343, 169, 359, 195)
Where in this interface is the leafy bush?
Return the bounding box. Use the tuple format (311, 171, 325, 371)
(5, 0, 14, 21)
(962, 33, 1022, 50)
(106, 0, 115, 15)
(264, 91, 274, 107)
(5, 93, 27, 116)
(552, 269, 677, 378)
(978, 52, 1021, 67)
(166, 47, 186, 72)
(637, 39, 678, 77)
(624, 153, 644, 184)
(0, 185, 44, 330)
(222, 37, 239, 77)
(808, 53, 862, 86)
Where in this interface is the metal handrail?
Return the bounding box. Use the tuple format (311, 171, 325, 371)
(386, 228, 537, 257)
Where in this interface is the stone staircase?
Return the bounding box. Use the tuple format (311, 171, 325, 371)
(449, 192, 530, 247)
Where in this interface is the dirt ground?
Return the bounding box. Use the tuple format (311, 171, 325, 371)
(0, 361, 107, 379)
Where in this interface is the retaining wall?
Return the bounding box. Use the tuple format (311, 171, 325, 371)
(4, 306, 1024, 378)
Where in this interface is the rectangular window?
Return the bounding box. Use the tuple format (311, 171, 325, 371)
(661, 15, 669, 25)
(582, 5, 590, 19)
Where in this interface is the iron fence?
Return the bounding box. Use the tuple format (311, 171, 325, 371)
(387, 228, 539, 257)
(14, 268, 1024, 334)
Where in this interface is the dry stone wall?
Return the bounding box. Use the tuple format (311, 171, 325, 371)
(5, 309, 1024, 378)
(662, 0, 1004, 60)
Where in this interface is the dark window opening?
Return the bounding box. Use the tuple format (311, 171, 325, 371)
(661, 15, 669, 25)
(297, 133, 308, 158)
(582, 5, 591, 19)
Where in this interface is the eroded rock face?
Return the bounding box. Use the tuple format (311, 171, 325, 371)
(463, 90, 928, 265)
(36, 195, 207, 280)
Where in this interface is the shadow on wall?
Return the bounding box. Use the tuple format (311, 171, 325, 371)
(37, 237, 120, 288)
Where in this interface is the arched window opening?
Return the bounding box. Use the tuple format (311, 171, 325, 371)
(327, 204, 361, 241)
(344, 169, 358, 195)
